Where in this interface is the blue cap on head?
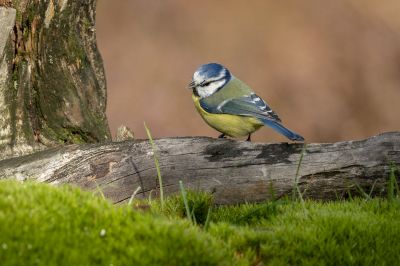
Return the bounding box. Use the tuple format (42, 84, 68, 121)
(195, 63, 231, 80)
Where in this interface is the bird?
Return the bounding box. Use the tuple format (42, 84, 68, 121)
(188, 63, 304, 142)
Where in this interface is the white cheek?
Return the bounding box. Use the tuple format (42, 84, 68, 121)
(197, 80, 225, 98)
(193, 72, 202, 84)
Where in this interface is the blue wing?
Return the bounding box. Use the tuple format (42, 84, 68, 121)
(200, 94, 304, 141)
(201, 94, 281, 121)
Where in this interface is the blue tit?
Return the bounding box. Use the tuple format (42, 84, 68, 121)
(188, 63, 304, 142)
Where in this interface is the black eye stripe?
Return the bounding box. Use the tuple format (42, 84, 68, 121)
(200, 77, 225, 87)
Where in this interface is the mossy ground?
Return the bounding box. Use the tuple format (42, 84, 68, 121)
(0, 180, 399, 265)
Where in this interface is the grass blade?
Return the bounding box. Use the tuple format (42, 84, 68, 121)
(354, 182, 370, 200)
(388, 164, 399, 200)
(204, 207, 212, 230)
(144, 122, 164, 209)
(179, 180, 192, 223)
(293, 143, 307, 206)
(368, 180, 378, 198)
(94, 180, 105, 200)
(128, 186, 142, 206)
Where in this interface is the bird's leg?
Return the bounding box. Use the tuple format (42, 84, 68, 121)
(218, 133, 226, 139)
(246, 134, 252, 142)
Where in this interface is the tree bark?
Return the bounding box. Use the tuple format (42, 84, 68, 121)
(0, 2, 110, 161)
(0, 132, 398, 204)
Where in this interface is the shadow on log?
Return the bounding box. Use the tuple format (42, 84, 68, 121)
(0, 132, 399, 204)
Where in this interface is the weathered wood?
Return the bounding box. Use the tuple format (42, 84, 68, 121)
(0, 132, 399, 204)
(0, 2, 110, 161)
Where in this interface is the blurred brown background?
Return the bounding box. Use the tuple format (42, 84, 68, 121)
(96, 0, 400, 143)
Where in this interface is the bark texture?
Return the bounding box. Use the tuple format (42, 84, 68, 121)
(0, 1, 110, 160)
(0, 132, 398, 204)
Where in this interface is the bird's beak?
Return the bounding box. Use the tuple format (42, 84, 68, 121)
(187, 80, 196, 89)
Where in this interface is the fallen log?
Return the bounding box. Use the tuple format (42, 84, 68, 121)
(0, 132, 399, 204)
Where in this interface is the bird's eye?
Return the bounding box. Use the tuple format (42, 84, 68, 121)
(201, 81, 211, 87)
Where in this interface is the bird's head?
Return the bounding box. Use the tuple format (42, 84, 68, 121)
(188, 63, 232, 98)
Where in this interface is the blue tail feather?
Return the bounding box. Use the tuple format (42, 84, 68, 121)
(260, 118, 304, 141)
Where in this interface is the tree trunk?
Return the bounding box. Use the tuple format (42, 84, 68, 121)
(0, 2, 110, 161)
(0, 132, 398, 204)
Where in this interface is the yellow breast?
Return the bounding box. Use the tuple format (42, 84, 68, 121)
(192, 94, 263, 138)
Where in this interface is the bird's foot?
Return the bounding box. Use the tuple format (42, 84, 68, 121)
(218, 133, 226, 139)
(246, 134, 252, 142)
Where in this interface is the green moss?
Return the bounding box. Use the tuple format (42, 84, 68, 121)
(62, 127, 94, 144)
(6, 51, 22, 147)
(66, 32, 87, 65)
(154, 190, 214, 225)
(27, 4, 36, 24)
(22, 27, 29, 42)
(0, 180, 237, 266)
(210, 200, 284, 225)
(0, 35, 17, 151)
(41, 124, 94, 144)
(15, 10, 22, 24)
(209, 199, 400, 265)
(82, 17, 92, 32)
(149, 190, 400, 265)
(1, 180, 400, 265)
